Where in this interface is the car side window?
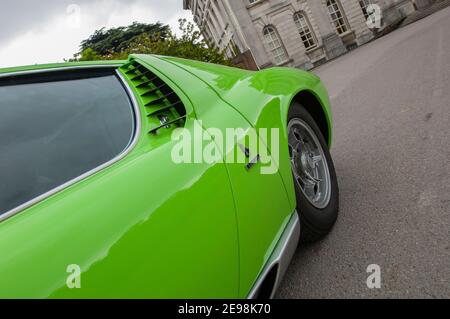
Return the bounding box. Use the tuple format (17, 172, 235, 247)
(0, 72, 135, 217)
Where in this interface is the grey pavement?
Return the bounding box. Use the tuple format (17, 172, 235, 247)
(278, 6, 450, 299)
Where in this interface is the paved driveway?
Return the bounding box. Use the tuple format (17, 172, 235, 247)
(278, 7, 450, 299)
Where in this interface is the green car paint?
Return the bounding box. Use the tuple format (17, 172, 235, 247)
(156, 55, 333, 210)
(0, 55, 332, 298)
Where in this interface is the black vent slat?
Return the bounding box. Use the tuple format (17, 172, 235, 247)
(130, 70, 153, 81)
(145, 92, 177, 106)
(125, 66, 139, 74)
(149, 116, 187, 135)
(120, 60, 186, 135)
(136, 76, 160, 88)
(146, 101, 183, 116)
(136, 81, 152, 89)
(142, 83, 169, 96)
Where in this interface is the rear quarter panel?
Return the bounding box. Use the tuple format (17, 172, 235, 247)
(157, 56, 333, 220)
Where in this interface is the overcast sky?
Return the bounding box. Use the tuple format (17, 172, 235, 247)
(0, 0, 192, 68)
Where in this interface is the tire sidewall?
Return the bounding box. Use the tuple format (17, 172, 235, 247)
(288, 103, 339, 234)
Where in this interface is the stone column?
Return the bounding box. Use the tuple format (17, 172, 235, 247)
(224, 0, 271, 68)
(307, 0, 347, 59)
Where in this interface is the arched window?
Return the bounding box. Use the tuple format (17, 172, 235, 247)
(263, 26, 288, 65)
(326, 0, 349, 34)
(294, 12, 317, 50)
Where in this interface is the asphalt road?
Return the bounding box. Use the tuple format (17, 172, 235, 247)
(278, 7, 450, 299)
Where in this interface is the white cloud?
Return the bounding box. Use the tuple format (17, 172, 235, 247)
(0, 0, 192, 68)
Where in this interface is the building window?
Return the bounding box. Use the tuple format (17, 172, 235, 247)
(263, 26, 288, 65)
(359, 0, 373, 19)
(294, 12, 317, 50)
(326, 0, 349, 34)
(227, 38, 240, 57)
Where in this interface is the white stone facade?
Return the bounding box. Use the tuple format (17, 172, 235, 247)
(184, 0, 416, 70)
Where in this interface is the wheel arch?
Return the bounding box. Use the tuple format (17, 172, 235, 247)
(289, 89, 333, 148)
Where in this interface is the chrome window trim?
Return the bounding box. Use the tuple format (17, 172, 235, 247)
(0, 66, 141, 223)
(0, 64, 122, 79)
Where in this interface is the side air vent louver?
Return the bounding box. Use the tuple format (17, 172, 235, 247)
(120, 60, 187, 135)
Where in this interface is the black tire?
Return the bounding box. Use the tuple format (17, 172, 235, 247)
(288, 103, 339, 243)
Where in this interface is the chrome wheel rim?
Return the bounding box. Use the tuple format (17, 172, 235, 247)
(288, 118, 331, 209)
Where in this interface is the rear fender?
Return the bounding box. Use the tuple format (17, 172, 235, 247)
(219, 67, 333, 209)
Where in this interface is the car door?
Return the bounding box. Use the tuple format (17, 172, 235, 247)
(143, 55, 294, 298)
(198, 105, 293, 297)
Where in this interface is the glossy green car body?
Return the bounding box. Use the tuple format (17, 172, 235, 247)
(0, 55, 332, 298)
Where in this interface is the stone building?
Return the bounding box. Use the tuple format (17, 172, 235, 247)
(183, 0, 417, 70)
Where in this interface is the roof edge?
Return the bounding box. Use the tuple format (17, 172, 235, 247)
(0, 60, 127, 75)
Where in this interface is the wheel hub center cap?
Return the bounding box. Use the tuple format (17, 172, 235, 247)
(288, 119, 332, 209)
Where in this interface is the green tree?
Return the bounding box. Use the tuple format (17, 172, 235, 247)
(79, 22, 169, 55)
(73, 19, 230, 66)
(78, 48, 102, 61)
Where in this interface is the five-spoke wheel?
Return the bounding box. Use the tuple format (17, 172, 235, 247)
(288, 103, 339, 243)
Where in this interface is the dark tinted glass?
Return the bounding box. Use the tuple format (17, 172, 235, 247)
(0, 73, 134, 216)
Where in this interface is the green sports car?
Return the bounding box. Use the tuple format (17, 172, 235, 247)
(0, 55, 339, 298)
